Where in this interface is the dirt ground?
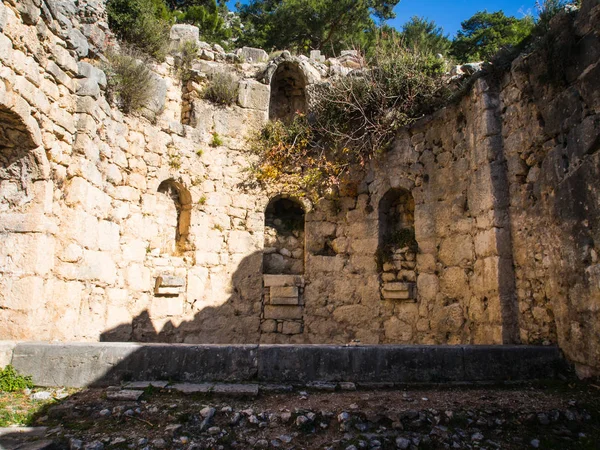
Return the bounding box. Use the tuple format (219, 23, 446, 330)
(2, 380, 600, 450)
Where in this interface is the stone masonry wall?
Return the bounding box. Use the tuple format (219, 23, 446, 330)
(0, 0, 599, 375)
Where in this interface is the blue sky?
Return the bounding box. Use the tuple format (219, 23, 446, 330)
(227, 0, 537, 38)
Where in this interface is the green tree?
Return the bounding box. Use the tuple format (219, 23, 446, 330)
(400, 16, 451, 56)
(174, 0, 233, 45)
(107, 0, 174, 59)
(451, 10, 535, 63)
(236, 0, 400, 55)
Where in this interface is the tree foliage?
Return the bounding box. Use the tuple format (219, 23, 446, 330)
(451, 11, 535, 63)
(236, 0, 400, 55)
(174, 0, 233, 45)
(107, 0, 173, 59)
(400, 16, 451, 57)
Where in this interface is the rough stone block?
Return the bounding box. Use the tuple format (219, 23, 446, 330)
(381, 282, 411, 292)
(281, 321, 303, 335)
(381, 290, 413, 300)
(264, 305, 303, 320)
(106, 389, 143, 401)
(169, 383, 213, 393)
(263, 275, 304, 287)
(270, 286, 298, 298)
(237, 47, 268, 63)
(170, 24, 199, 43)
(124, 381, 169, 389)
(270, 297, 299, 306)
(212, 383, 259, 396)
(237, 80, 270, 111)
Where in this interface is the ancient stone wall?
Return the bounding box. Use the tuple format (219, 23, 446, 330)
(0, 0, 598, 375)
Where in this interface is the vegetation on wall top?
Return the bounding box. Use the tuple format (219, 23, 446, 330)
(249, 37, 451, 200)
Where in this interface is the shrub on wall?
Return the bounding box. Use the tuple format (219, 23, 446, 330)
(105, 49, 157, 113)
(107, 0, 173, 60)
(250, 36, 451, 199)
(203, 73, 239, 106)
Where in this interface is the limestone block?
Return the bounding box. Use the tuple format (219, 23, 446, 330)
(270, 286, 298, 298)
(15, 0, 40, 25)
(350, 238, 379, 256)
(64, 177, 111, 217)
(154, 274, 185, 296)
(270, 297, 299, 305)
(264, 305, 303, 320)
(82, 24, 107, 55)
(440, 267, 469, 300)
(333, 305, 377, 327)
(0, 3, 7, 32)
(170, 24, 199, 43)
(59, 243, 83, 263)
(80, 250, 117, 285)
(77, 78, 100, 97)
(237, 47, 268, 63)
(0, 233, 55, 276)
(149, 296, 184, 317)
(438, 234, 474, 267)
(98, 220, 120, 252)
(0, 276, 45, 311)
(46, 61, 75, 92)
(381, 289, 414, 300)
(51, 45, 78, 75)
(281, 321, 303, 335)
(474, 228, 499, 258)
(61, 208, 99, 249)
(238, 80, 270, 111)
(263, 274, 304, 287)
(49, 104, 75, 134)
(141, 72, 167, 121)
(384, 316, 413, 342)
(417, 273, 439, 301)
(261, 319, 277, 333)
(66, 28, 89, 57)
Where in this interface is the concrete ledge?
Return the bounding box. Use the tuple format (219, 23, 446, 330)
(6, 342, 567, 387)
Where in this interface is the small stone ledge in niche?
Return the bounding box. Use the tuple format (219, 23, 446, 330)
(381, 281, 416, 301)
(154, 275, 186, 297)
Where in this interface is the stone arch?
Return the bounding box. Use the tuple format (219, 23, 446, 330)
(263, 195, 306, 275)
(0, 102, 42, 212)
(156, 179, 192, 254)
(378, 188, 417, 300)
(269, 62, 308, 123)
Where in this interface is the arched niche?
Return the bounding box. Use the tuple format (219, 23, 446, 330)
(156, 179, 192, 254)
(378, 188, 417, 300)
(0, 105, 40, 212)
(263, 196, 306, 275)
(269, 62, 308, 123)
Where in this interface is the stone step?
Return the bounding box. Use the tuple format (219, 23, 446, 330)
(4, 342, 569, 388)
(0, 427, 52, 450)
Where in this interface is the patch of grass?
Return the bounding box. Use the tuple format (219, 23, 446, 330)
(196, 148, 204, 157)
(197, 195, 207, 206)
(210, 132, 223, 148)
(0, 365, 33, 392)
(0, 390, 58, 427)
(168, 153, 182, 169)
(213, 224, 223, 232)
(203, 73, 239, 106)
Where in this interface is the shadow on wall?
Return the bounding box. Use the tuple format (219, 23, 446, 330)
(101, 250, 264, 344)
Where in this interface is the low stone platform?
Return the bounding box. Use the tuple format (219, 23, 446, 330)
(3, 342, 568, 388)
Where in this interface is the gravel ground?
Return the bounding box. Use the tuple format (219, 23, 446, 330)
(2, 380, 600, 450)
